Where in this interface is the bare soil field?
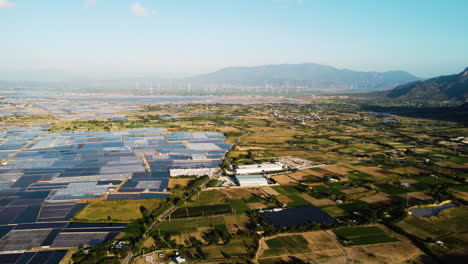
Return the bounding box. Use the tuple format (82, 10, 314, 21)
(452, 190, 468, 202)
(299, 193, 335, 206)
(402, 192, 433, 201)
(321, 165, 354, 175)
(347, 165, 393, 179)
(219, 187, 267, 199)
(257, 227, 432, 264)
(346, 241, 432, 264)
(360, 192, 393, 205)
(341, 187, 368, 195)
(287, 171, 310, 180)
(276, 195, 294, 204)
(261, 186, 281, 196)
(301, 169, 328, 178)
(248, 202, 268, 209)
(257, 231, 346, 264)
(223, 214, 249, 233)
(271, 174, 297, 185)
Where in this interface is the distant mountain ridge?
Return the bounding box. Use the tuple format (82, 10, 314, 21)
(189, 63, 420, 91)
(386, 67, 468, 101)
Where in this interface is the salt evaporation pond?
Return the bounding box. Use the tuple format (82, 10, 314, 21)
(410, 203, 457, 218)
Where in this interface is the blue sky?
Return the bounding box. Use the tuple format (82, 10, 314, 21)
(1, 0, 467, 77)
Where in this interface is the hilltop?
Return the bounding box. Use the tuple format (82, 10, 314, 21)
(386, 67, 468, 101)
(189, 63, 420, 91)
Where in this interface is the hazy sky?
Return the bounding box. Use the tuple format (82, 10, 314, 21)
(1, 0, 467, 78)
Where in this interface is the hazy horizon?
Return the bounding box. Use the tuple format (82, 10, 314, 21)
(1, 0, 467, 78)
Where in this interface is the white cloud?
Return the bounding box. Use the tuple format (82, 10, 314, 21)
(0, 0, 16, 9)
(84, 0, 97, 8)
(131, 2, 155, 17)
(131, 2, 148, 16)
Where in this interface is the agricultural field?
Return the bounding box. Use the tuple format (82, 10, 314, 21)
(333, 226, 399, 246)
(1, 99, 466, 264)
(257, 229, 426, 264)
(396, 206, 468, 259)
(73, 199, 164, 222)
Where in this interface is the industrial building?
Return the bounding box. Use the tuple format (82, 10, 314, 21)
(234, 174, 269, 186)
(235, 163, 284, 175)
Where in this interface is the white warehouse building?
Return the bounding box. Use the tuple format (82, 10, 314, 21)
(235, 163, 284, 175)
(234, 174, 269, 187)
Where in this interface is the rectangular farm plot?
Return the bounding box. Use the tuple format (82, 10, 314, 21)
(50, 232, 115, 248)
(73, 198, 163, 222)
(223, 214, 249, 233)
(156, 215, 226, 236)
(359, 192, 393, 205)
(170, 204, 233, 219)
(262, 235, 311, 257)
(227, 199, 251, 213)
(272, 186, 311, 207)
(333, 226, 399, 246)
(185, 143, 222, 151)
(0, 229, 52, 251)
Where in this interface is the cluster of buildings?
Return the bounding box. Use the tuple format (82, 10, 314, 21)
(232, 162, 284, 187)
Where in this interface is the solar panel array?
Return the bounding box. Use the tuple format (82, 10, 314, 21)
(3, 98, 139, 120)
(0, 126, 230, 260)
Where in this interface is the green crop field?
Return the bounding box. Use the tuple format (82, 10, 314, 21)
(334, 226, 399, 246)
(228, 199, 251, 213)
(334, 226, 385, 238)
(266, 235, 309, 248)
(187, 190, 226, 206)
(272, 185, 311, 207)
(155, 215, 226, 235)
(170, 204, 233, 219)
(73, 198, 163, 222)
(263, 235, 311, 257)
(349, 234, 399, 245)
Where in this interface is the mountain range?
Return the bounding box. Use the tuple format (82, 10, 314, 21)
(188, 63, 420, 91)
(386, 67, 468, 101)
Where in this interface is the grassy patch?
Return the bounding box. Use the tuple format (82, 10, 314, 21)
(155, 216, 226, 235)
(266, 235, 309, 248)
(73, 198, 163, 222)
(171, 204, 232, 219)
(334, 226, 398, 246)
(228, 199, 251, 213)
(187, 190, 226, 206)
(334, 226, 385, 238)
(349, 234, 399, 245)
(272, 186, 310, 207)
